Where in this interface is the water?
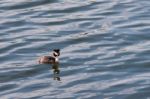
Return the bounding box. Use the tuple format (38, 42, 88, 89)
(0, 0, 150, 99)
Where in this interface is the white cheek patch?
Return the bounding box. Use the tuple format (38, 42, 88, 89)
(54, 52, 59, 56)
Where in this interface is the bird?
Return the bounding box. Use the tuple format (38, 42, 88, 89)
(38, 49, 60, 64)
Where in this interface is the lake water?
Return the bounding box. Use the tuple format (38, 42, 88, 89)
(0, 0, 150, 99)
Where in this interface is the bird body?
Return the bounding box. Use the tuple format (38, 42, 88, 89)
(38, 49, 60, 64)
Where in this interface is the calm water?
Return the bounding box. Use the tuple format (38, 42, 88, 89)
(0, 0, 150, 99)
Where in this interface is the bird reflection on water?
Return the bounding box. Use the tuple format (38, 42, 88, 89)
(52, 63, 61, 81)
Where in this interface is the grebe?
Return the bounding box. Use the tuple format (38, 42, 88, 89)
(38, 49, 60, 64)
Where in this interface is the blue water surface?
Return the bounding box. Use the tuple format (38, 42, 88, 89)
(0, 0, 150, 99)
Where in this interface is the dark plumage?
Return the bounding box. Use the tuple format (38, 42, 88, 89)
(38, 49, 60, 64)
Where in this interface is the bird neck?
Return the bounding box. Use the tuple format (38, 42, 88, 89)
(55, 57, 59, 62)
(51, 53, 59, 62)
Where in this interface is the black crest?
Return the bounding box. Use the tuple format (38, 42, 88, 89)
(53, 49, 60, 53)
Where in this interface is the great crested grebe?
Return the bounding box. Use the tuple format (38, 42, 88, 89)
(38, 49, 60, 64)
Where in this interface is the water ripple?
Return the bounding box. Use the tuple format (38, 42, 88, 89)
(0, 0, 150, 98)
